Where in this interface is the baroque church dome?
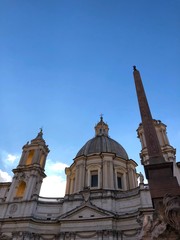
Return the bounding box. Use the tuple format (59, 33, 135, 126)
(76, 117, 128, 160)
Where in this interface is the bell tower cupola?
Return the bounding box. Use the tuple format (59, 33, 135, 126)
(18, 128, 49, 169)
(6, 129, 49, 202)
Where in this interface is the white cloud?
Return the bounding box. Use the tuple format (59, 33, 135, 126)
(40, 159, 68, 197)
(0, 150, 19, 167)
(40, 175, 66, 197)
(6, 154, 19, 163)
(0, 169, 12, 182)
(45, 158, 69, 176)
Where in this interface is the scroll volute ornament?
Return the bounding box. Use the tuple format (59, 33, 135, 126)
(137, 194, 180, 239)
(163, 194, 180, 231)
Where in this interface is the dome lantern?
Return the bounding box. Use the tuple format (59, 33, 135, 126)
(95, 115, 109, 136)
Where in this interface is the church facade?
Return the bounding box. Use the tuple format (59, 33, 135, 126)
(0, 69, 179, 240)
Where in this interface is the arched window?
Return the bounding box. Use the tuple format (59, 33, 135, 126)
(90, 170, 98, 187)
(117, 172, 123, 189)
(16, 181, 26, 197)
(87, 164, 101, 189)
(26, 150, 34, 165)
(114, 166, 127, 190)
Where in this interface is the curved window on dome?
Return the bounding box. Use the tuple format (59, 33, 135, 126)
(87, 165, 100, 189)
(91, 170, 98, 187)
(117, 172, 123, 189)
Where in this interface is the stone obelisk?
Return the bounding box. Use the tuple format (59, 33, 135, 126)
(133, 66, 180, 208)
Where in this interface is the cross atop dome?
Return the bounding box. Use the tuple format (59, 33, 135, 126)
(100, 113, 104, 122)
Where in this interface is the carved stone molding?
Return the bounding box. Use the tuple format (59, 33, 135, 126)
(76, 231, 97, 239)
(12, 232, 40, 240)
(39, 235, 57, 240)
(0, 233, 12, 240)
(81, 187, 90, 202)
(9, 203, 18, 214)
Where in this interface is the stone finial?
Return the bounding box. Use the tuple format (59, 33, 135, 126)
(133, 65, 137, 71)
(35, 128, 43, 139)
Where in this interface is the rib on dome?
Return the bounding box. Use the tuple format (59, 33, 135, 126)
(76, 117, 128, 159)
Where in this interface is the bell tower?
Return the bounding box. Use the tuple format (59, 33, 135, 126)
(6, 129, 49, 202)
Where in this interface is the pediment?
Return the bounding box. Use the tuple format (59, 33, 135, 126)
(61, 203, 113, 220)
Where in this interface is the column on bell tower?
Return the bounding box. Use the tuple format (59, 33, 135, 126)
(6, 129, 49, 202)
(137, 120, 176, 165)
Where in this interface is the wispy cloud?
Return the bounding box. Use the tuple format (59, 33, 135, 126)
(48, 162, 68, 172)
(6, 154, 19, 163)
(45, 158, 68, 174)
(0, 150, 19, 168)
(0, 169, 12, 182)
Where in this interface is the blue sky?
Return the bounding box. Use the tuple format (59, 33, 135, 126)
(0, 0, 180, 197)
